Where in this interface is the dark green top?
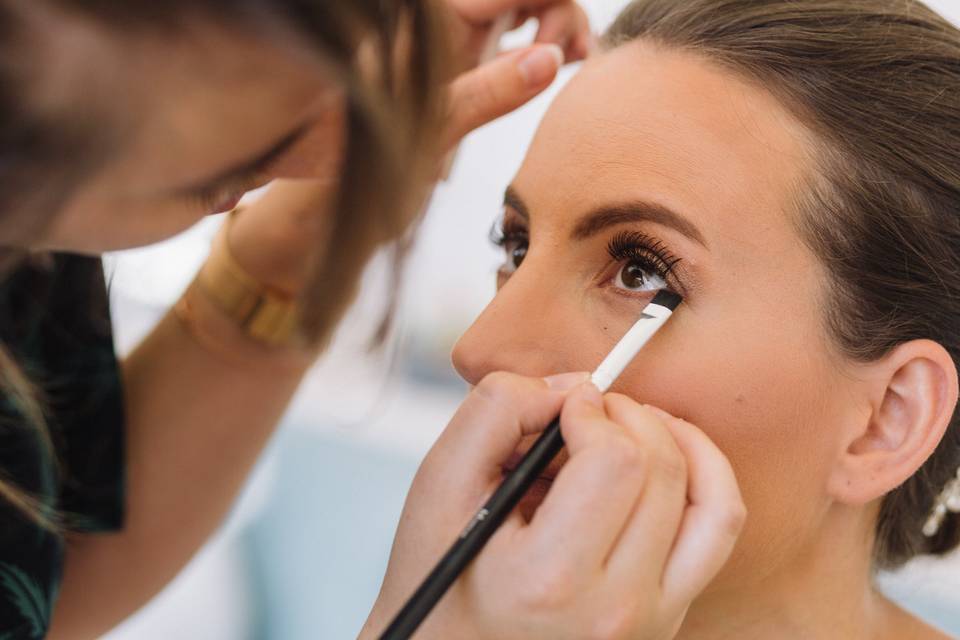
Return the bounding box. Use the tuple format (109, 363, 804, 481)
(0, 254, 125, 639)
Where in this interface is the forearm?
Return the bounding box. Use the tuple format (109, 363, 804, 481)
(48, 285, 312, 639)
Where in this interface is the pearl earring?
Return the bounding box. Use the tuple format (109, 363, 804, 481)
(922, 466, 960, 538)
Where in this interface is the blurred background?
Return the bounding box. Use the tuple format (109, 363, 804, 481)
(99, 1, 960, 638)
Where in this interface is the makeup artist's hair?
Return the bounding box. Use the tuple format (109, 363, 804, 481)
(606, 0, 960, 570)
(0, 0, 447, 527)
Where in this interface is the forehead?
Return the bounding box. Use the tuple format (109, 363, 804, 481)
(515, 41, 815, 260)
(121, 26, 327, 176)
(39, 15, 330, 192)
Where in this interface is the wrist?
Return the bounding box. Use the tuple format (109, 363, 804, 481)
(226, 208, 309, 297)
(196, 209, 309, 348)
(174, 281, 315, 370)
(225, 181, 335, 297)
(174, 210, 321, 365)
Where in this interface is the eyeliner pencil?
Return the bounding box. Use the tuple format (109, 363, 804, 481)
(379, 289, 683, 639)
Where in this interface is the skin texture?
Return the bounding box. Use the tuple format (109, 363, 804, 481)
(5, 3, 593, 638)
(451, 41, 957, 639)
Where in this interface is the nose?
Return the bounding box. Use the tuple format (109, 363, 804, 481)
(451, 266, 593, 386)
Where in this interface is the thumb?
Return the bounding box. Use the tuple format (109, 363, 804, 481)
(445, 44, 564, 148)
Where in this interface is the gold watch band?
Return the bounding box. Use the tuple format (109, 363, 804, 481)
(195, 210, 302, 347)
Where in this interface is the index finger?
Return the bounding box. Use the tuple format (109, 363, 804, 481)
(651, 409, 747, 607)
(427, 371, 588, 501)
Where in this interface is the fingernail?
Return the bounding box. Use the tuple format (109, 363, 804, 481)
(644, 404, 673, 422)
(579, 382, 604, 408)
(544, 371, 590, 391)
(517, 44, 564, 87)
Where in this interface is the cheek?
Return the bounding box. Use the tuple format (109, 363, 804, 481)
(43, 192, 208, 253)
(614, 306, 847, 582)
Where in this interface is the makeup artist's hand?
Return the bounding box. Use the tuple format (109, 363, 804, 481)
(361, 372, 746, 640)
(442, 0, 593, 146)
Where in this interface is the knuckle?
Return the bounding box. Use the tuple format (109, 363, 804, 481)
(463, 74, 500, 117)
(718, 501, 749, 538)
(474, 371, 521, 402)
(604, 392, 633, 406)
(586, 603, 637, 640)
(603, 392, 637, 416)
(517, 565, 577, 612)
(654, 445, 688, 484)
(594, 439, 649, 479)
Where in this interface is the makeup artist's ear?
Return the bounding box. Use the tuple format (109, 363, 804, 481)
(827, 339, 959, 505)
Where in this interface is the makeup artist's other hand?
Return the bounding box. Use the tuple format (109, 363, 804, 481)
(362, 373, 746, 639)
(442, 0, 592, 147)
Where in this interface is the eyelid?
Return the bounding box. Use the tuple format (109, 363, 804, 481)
(188, 161, 274, 209)
(179, 120, 312, 200)
(489, 211, 528, 247)
(197, 162, 271, 198)
(604, 230, 687, 295)
(489, 211, 697, 299)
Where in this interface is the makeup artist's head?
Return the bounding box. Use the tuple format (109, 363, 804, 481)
(452, 0, 960, 591)
(0, 0, 440, 256)
(0, 0, 444, 526)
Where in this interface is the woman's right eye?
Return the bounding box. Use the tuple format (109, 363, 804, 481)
(489, 216, 529, 277)
(500, 236, 528, 274)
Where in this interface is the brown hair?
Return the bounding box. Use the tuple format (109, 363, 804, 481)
(605, 0, 960, 569)
(0, 0, 448, 526)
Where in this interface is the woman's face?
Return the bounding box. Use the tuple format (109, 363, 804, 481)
(452, 42, 866, 590)
(14, 17, 339, 254)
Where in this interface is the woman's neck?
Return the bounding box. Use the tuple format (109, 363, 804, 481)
(674, 504, 901, 640)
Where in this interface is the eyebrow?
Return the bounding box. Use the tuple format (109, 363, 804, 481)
(503, 186, 708, 248)
(178, 120, 313, 194)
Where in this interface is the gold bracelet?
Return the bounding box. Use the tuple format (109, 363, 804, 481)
(195, 209, 303, 348)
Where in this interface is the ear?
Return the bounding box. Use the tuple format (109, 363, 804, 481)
(828, 339, 959, 505)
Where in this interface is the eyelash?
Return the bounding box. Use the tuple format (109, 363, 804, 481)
(488, 217, 527, 248)
(489, 218, 684, 294)
(606, 230, 682, 291)
(188, 169, 267, 211)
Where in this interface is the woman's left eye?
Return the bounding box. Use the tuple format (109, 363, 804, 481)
(606, 230, 680, 297)
(613, 261, 668, 293)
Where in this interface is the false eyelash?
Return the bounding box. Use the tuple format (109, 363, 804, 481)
(606, 230, 683, 282)
(488, 216, 528, 247)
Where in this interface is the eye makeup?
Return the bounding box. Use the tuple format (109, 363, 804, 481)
(605, 229, 684, 297)
(187, 168, 271, 213)
(488, 214, 529, 275)
(489, 211, 688, 296)
(176, 119, 313, 212)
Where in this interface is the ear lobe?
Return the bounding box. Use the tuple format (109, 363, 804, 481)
(828, 340, 959, 505)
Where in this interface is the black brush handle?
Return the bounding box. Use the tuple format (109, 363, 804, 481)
(379, 417, 564, 639)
